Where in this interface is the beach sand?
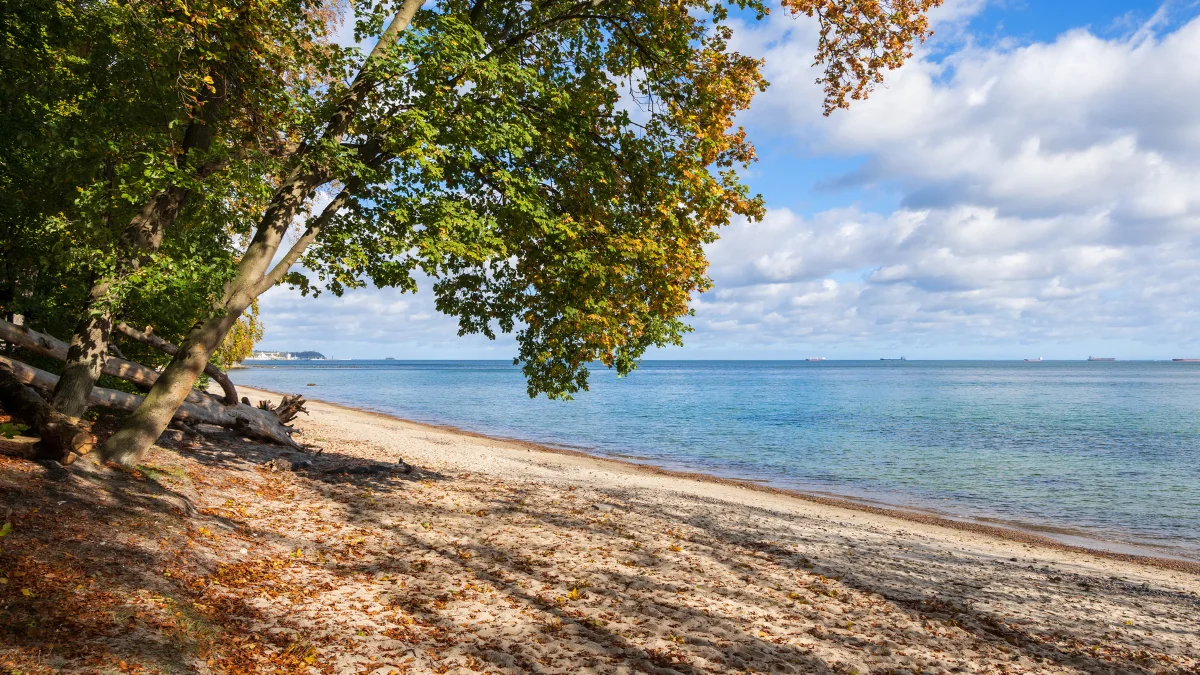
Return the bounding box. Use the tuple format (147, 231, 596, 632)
(1, 386, 1197, 674)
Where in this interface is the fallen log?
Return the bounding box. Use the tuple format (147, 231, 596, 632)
(0, 361, 94, 462)
(0, 355, 300, 450)
(1, 318, 164, 393)
(114, 323, 238, 405)
(322, 461, 412, 476)
(0, 318, 234, 410)
(0, 435, 40, 461)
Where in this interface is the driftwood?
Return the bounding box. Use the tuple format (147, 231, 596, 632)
(114, 322, 238, 405)
(263, 457, 313, 472)
(0, 319, 243, 415)
(0, 361, 95, 463)
(2, 318, 172, 396)
(0, 355, 300, 450)
(258, 393, 308, 425)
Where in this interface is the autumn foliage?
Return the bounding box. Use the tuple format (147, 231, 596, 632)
(784, 0, 945, 114)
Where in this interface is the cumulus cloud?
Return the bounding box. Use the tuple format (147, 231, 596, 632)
(683, 6, 1200, 356)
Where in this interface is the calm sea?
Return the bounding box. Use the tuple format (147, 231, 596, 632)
(231, 360, 1200, 559)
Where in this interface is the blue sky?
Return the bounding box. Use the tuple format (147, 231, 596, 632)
(258, 0, 1200, 361)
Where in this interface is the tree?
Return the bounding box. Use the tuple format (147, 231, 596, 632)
(68, 0, 941, 465)
(213, 299, 265, 368)
(21, 0, 349, 417)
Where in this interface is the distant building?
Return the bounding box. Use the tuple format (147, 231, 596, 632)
(251, 350, 326, 360)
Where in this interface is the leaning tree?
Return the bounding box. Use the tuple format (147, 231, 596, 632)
(15, 0, 943, 465)
(9, 0, 351, 419)
(0, 0, 348, 457)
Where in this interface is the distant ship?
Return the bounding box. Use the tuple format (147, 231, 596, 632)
(1024, 357, 1043, 362)
(1173, 358, 1200, 363)
(1087, 356, 1116, 362)
(805, 357, 825, 362)
(880, 357, 906, 361)
(384, 357, 396, 360)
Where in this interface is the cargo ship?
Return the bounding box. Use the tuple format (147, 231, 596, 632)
(1173, 358, 1200, 362)
(805, 357, 826, 362)
(1024, 357, 1043, 362)
(880, 357, 906, 361)
(1087, 356, 1116, 362)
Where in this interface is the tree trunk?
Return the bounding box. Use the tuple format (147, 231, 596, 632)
(50, 109, 218, 416)
(0, 361, 94, 462)
(99, 0, 425, 467)
(99, 313, 243, 465)
(1, 355, 300, 449)
(114, 322, 238, 405)
(51, 283, 114, 418)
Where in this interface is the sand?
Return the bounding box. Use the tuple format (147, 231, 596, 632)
(1, 386, 1197, 674)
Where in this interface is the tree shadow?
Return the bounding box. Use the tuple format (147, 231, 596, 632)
(175, 424, 448, 489)
(614, 488, 1200, 675)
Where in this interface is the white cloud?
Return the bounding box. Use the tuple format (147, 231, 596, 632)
(681, 7, 1200, 356)
(255, 275, 516, 359)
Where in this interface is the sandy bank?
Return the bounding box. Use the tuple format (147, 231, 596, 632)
(1, 386, 1197, 674)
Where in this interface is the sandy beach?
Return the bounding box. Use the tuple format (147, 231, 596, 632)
(1, 386, 1198, 674)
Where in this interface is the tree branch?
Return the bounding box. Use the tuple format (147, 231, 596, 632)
(114, 323, 239, 405)
(229, 0, 423, 294)
(254, 186, 355, 296)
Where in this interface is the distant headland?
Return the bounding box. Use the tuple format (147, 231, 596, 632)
(250, 350, 326, 360)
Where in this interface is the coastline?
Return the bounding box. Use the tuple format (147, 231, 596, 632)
(240, 384, 1200, 573)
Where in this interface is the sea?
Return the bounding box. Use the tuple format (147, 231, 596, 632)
(230, 360, 1200, 560)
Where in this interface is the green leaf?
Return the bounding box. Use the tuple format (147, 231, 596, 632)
(0, 423, 29, 440)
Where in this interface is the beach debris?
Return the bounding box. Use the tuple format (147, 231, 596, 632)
(592, 503, 618, 512)
(263, 457, 291, 472)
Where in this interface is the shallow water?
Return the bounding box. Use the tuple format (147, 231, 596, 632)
(231, 360, 1200, 558)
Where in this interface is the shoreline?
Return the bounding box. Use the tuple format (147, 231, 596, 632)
(237, 384, 1200, 575)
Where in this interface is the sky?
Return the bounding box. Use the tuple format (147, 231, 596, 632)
(257, 0, 1200, 361)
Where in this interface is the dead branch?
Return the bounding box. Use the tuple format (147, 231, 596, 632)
(114, 322, 238, 405)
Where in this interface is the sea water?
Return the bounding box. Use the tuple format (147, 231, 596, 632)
(230, 360, 1200, 558)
